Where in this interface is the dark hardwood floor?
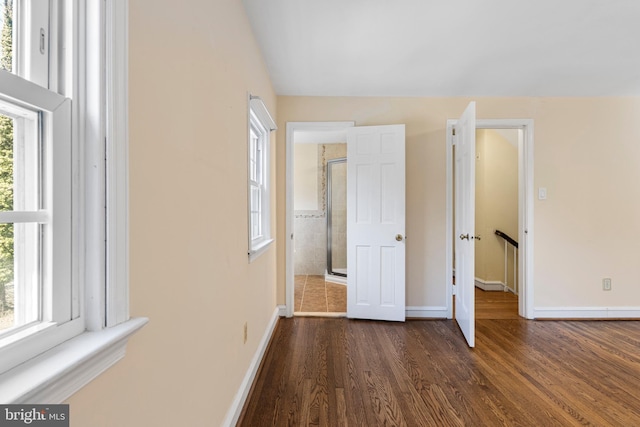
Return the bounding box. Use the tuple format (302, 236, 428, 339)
(239, 317, 640, 426)
(475, 288, 518, 319)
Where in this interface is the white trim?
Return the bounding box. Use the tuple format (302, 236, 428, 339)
(248, 238, 274, 262)
(84, 0, 107, 332)
(105, 0, 130, 327)
(0, 317, 148, 403)
(222, 307, 282, 427)
(446, 119, 534, 320)
(249, 96, 277, 131)
(533, 307, 640, 319)
(0, 69, 66, 110)
(445, 122, 454, 319)
(69, 0, 84, 322)
(474, 278, 508, 292)
(406, 306, 448, 318)
(0, 210, 50, 223)
(285, 121, 355, 317)
(294, 312, 346, 318)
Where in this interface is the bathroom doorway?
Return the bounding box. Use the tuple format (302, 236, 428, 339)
(291, 126, 351, 316)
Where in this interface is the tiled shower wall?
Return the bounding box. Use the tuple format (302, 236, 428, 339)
(294, 143, 346, 275)
(294, 216, 327, 275)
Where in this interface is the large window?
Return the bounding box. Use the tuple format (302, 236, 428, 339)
(248, 96, 275, 261)
(0, 0, 145, 403)
(0, 0, 77, 373)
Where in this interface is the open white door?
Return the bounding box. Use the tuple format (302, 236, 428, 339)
(454, 102, 476, 347)
(347, 125, 406, 322)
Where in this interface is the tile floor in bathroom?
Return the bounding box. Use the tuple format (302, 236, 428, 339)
(294, 274, 346, 313)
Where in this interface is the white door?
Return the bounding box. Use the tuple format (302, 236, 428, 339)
(454, 102, 476, 347)
(347, 125, 406, 322)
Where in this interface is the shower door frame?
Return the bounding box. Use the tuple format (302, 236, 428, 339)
(326, 157, 347, 278)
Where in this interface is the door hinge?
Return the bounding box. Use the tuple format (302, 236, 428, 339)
(452, 128, 456, 136)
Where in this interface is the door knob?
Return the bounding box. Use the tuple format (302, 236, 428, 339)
(472, 235, 481, 241)
(395, 234, 404, 242)
(459, 234, 469, 240)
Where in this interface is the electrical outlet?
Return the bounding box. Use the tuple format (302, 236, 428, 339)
(243, 322, 248, 343)
(603, 278, 612, 291)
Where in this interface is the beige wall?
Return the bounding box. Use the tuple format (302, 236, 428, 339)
(293, 143, 318, 210)
(475, 129, 518, 286)
(276, 97, 640, 310)
(66, 1, 277, 425)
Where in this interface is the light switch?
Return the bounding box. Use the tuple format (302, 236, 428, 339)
(538, 187, 547, 200)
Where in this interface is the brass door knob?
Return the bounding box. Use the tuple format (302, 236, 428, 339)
(460, 234, 470, 240)
(396, 234, 404, 242)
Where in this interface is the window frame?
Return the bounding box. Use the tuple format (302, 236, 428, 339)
(247, 95, 275, 262)
(0, 0, 146, 404)
(0, 72, 78, 371)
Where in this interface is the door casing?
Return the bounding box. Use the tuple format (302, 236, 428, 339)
(446, 119, 535, 320)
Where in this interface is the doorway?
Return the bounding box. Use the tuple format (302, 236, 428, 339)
(474, 129, 520, 319)
(285, 122, 355, 317)
(446, 118, 534, 324)
(292, 134, 348, 316)
(285, 122, 407, 321)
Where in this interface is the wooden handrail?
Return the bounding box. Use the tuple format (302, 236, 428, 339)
(495, 229, 518, 248)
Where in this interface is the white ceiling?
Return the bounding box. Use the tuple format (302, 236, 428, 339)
(242, 0, 640, 97)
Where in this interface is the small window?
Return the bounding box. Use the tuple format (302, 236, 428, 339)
(248, 96, 275, 261)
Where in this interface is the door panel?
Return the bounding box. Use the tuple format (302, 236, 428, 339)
(454, 102, 476, 347)
(347, 125, 406, 321)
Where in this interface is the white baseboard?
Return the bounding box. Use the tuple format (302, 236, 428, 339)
(474, 277, 506, 291)
(277, 305, 287, 317)
(406, 306, 448, 318)
(222, 306, 282, 427)
(534, 307, 640, 319)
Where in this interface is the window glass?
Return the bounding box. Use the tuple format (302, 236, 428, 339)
(247, 97, 275, 259)
(0, 102, 43, 336)
(0, 0, 12, 74)
(249, 118, 266, 245)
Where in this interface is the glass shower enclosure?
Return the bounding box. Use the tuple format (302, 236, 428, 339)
(326, 158, 347, 278)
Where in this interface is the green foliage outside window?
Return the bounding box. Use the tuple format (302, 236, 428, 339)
(0, 0, 13, 315)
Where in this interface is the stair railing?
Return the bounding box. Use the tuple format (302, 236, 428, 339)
(495, 230, 518, 293)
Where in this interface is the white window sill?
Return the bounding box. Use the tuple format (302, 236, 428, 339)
(249, 238, 274, 262)
(0, 317, 148, 403)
